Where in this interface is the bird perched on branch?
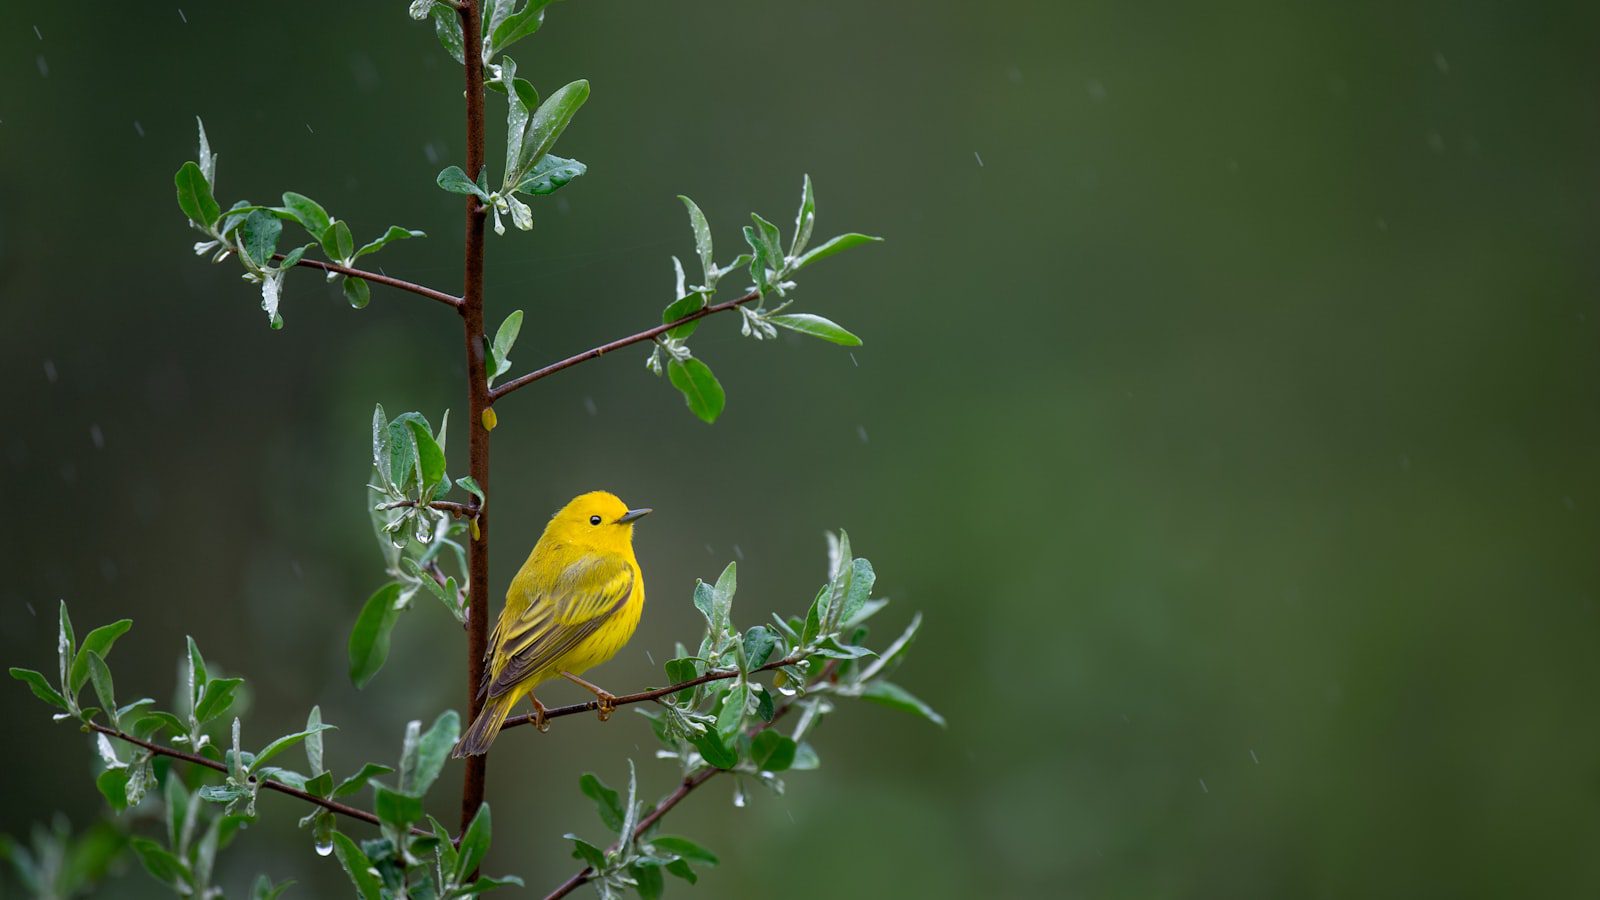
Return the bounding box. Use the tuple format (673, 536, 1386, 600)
(453, 491, 651, 758)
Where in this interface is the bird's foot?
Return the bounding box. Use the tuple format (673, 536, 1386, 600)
(530, 695, 550, 733)
(561, 670, 619, 722)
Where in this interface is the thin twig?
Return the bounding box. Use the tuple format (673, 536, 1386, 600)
(501, 654, 804, 731)
(277, 256, 462, 309)
(86, 722, 429, 837)
(376, 499, 479, 519)
(488, 291, 761, 401)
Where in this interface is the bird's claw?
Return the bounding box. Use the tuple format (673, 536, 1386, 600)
(596, 692, 617, 722)
(531, 696, 550, 734)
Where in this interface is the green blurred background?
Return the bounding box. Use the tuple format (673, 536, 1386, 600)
(4, 1, 1599, 896)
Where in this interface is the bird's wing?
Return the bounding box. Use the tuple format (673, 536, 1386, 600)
(485, 552, 635, 699)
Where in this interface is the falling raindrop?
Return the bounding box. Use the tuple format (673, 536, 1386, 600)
(1198, 778, 1209, 794)
(848, 353, 859, 367)
(1433, 51, 1449, 74)
(25, 602, 36, 617)
(133, 120, 145, 137)
(644, 649, 654, 665)
(36, 55, 48, 77)
(1426, 131, 1445, 153)
(423, 142, 440, 164)
(291, 560, 303, 578)
(1006, 65, 1023, 84)
(43, 359, 57, 383)
(1086, 78, 1107, 102)
(974, 150, 984, 167)
(856, 425, 869, 444)
(1250, 749, 1260, 765)
(705, 543, 714, 555)
(60, 462, 76, 484)
(732, 781, 747, 808)
(178, 8, 187, 23)
(33, 25, 42, 40)
(314, 836, 333, 857)
(90, 425, 105, 450)
(584, 396, 597, 416)
(305, 122, 314, 133)
(733, 544, 744, 560)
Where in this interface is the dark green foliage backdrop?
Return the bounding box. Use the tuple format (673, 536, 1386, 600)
(3, 1, 1598, 896)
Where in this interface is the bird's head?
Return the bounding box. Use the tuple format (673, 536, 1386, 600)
(547, 490, 651, 551)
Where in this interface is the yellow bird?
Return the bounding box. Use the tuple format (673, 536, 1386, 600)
(452, 491, 650, 758)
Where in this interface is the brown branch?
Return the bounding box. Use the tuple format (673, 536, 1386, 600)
(455, 0, 493, 846)
(501, 654, 804, 731)
(541, 702, 802, 899)
(86, 721, 429, 838)
(488, 291, 761, 401)
(376, 499, 479, 519)
(279, 256, 462, 309)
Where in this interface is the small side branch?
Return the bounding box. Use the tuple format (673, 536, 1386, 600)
(501, 654, 803, 732)
(376, 499, 480, 519)
(541, 768, 719, 900)
(488, 291, 761, 401)
(87, 722, 429, 838)
(281, 256, 463, 309)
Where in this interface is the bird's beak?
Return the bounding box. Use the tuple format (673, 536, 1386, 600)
(617, 508, 652, 524)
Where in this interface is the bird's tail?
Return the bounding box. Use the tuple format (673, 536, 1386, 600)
(453, 692, 515, 758)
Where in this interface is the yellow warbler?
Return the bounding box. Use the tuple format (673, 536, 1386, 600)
(452, 491, 651, 758)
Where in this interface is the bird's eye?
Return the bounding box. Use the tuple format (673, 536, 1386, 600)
(589, 515, 603, 526)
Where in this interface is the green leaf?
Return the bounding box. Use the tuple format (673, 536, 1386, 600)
(193, 677, 244, 723)
(790, 174, 816, 258)
(457, 476, 484, 503)
(249, 723, 337, 775)
(688, 729, 737, 770)
(400, 710, 459, 796)
(790, 741, 820, 770)
(665, 858, 697, 884)
(749, 213, 783, 270)
(667, 357, 725, 424)
(769, 313, 862, 346)
(356, 225, 425, 259)
(343, 276, 371, 309)
(332, 220, 355, 260)
(130, 837, 191, 888)
(487, 309, 523, 383)
(457, 874, 526, 893)
(427, 815, 459, 876)
(84, 652, 115, 724)
(239, 211, 283, 269)
(436, 165, 489, 199)
(279, 192, 330, 239)
(713, 562, 737, 634)
(753, 682, 775, 722)
(741, 626, 776, 669)
(650, 836, 719, 866)
(632, 862, 664, 900)
(715, 682, 747, 744)
(404, 419, 447, 487)
(678, 195, 714, 282)
(692, 580, 716, 631)
(174, 161, 221, 229)
(515, 154, 586, 195)
(96, 767, 130, 812)
(56, 600, 76, 694)
(857, 680, 946, 727)
(348, 583, 404, 689)
(331, 832, 383, 900)
(564, 834, 607, 871)
(750, 730, 797, 772)
(186, 636, 208, 714)
(489, 0, 552, 57)
(518, 80, 589, 178)
(373, 785, 423, 829)
(793, 232, 883, 270)
(431, 2, 466, 64)
(663, 657, 699, 702)
(454, 802, 492, 884)
(68, 619, 133, 694)
(9, 668, 68, 710)
(333, 763, 395, 798)
(579, 773, 624, 833)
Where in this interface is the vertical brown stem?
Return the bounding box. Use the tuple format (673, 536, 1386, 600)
(457, 0, 491, 841)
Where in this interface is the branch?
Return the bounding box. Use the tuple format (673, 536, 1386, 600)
(488, 291, 761, 401)
(86, 721, 429, 838)
(542, 768, 719, 900)
(278, 256, 462, 309)
(376, 499, 479, 519)
(501, 654, 804, 732)
(541, 702, 801, 899)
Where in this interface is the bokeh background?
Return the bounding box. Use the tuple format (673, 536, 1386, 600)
(3, 1, 1599, 897)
